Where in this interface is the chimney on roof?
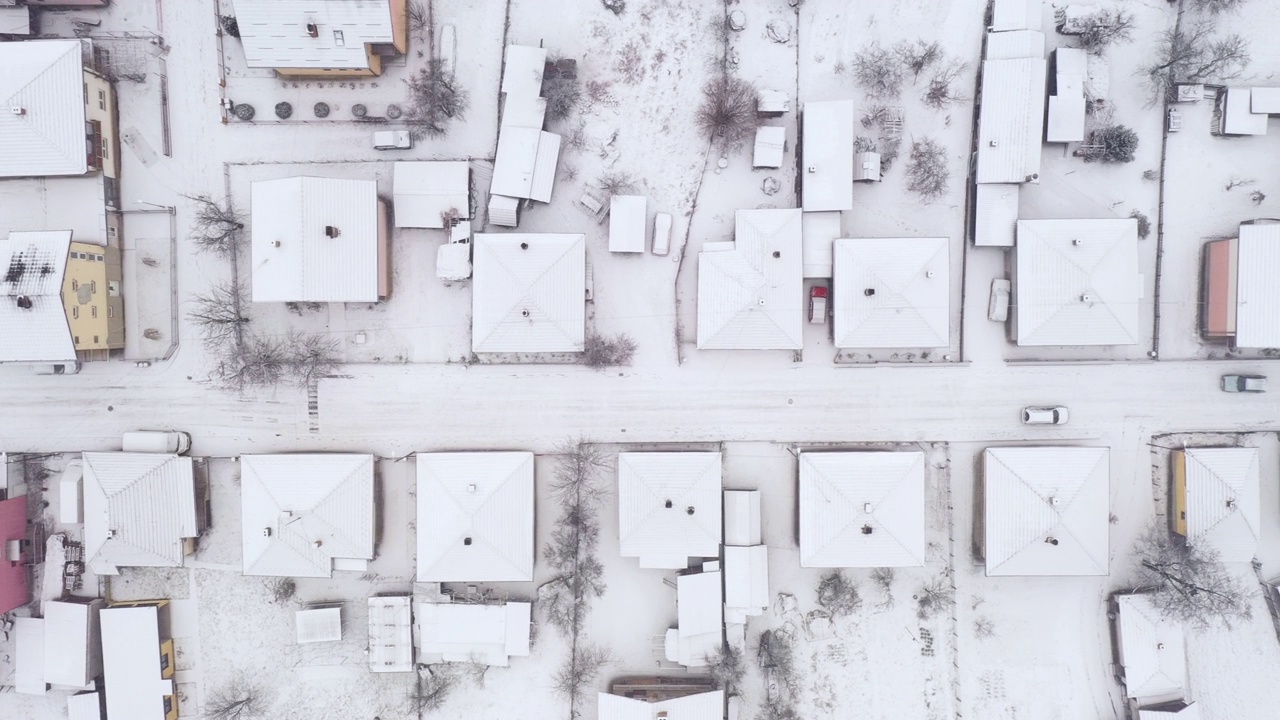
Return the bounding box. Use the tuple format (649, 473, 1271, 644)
(15, 295, 32, 310)
(864, 288, 876, 297)
(262, 527, 272, 537)
(926, 270, 935, 278)
(1080, 293, 1094, 303)
(463, 537, 473, 546)
(467, 484, 477, 493)
(324, 225, 340, 239)
(520, 242, 529, 250)
(989, 140, 997, 147)
(306, 22, 318, 38)
(807, 166, 816, 173)
(861, 525, 873, 535)
(313, 540, 323, 548)
(106, 529, 116, 539)
(1072, 238, 1083, 246)
(863, 502, 873, 513)
(1044, 536, 1059, 545)
(272, 240, 281, 248)
(772, 251, 781, 259)
(686, 506, 695, 515)
(664, 499, 673, 509)
(10, 106, 25, 116)
(1226, 498, 1237, 509)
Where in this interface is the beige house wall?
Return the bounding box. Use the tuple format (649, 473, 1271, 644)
(83, 69, 119, 180)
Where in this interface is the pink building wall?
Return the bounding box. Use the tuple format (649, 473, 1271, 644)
(0, 496, 29, 615)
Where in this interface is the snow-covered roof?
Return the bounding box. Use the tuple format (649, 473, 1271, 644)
(491, 127, 560, 202)
(230, 0, 395, 71)
(393, 162, 469, 229)
(976, 58, 1047, 184)
(833, 237, 949, 348)
(1251, 87, 1280, 114)
(0, 175, 111, 246)
(1115, 594, 1188, 705)
(0, 496, 28, 614)
(609, 195, 648, 253)
(100, 606, 173, 720)
(367, 596, 413, 673)
(295, 606, 342, 644)
(82, 452, 197, 575)
(723, 490, 761, 546)
(0, 6, 31, 35)
(618, 452, 722, 569)
(240, 453, 375, 578)
(0, 40, 89, 178)
(801, 210, 840, 278)
(416, 601, 532, 667)
(1234, 223, 1280, 349)
(985, 30, 1045, 60)
(799, 451, 926, 567)
(43, 600, 101, 688)
(724, 545, 768, 621)
(598, 690, 725, 720)
(1221, 87, 1268, 136)
(990, 0, 1042, 31)
(982, 446, 1109, 576)
(415, 451, 534, 582)
(472, 234, 585, 353)
(0, 230, 75, 363)
(801, 100, 854, 211)
(501, 45, 546, 97)
(1139, 704, 1199, 720)
(1014, 219, 1140, 346)
(753, 125, 786, 168)
(675, 569, 722, 666)
(1179, 447, 1260, 563)
(1046, 93, 1086, 143)
(250, 176, 381, 303)
(973, 184, 1019, 247)
(14, 617, 44, 695)
(67, 693, 103, 720)
(697, 208, 803, 350)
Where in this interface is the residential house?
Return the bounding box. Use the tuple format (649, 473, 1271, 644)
(1201, 222, 1280, 349)
(101, 601, 179, 720)
(799, 451, 925, 567)
(415, 601, 532, 666)
(230, 0, 408, 77)
(471, 234, 585, 353)
(617, 452, 721, 569)
(833, 237, 949, 349)
(1170, 447, 1260, 563)
(1113, 593, 1189, 709)
(975, 57, 1047, 184)
(82, 452, 199, 576)
(697, 208, 803, 350)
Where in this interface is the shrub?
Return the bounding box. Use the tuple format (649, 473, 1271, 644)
(274, 102, 292, 119)
(1130, 210, 1151, 239)
(1092, 124, 1138, 163)
(582, 333, 637, 368)
(816, 570, 862, 618)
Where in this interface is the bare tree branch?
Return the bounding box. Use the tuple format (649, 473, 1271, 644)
(185, 194, 245, 258)
(1133, 524, 1253, 630)
(188, 281, 249, 350)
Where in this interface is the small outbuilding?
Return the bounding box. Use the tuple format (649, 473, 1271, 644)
(670, 569, 722, 667)
(753, 126, 786, 168)
(0, 495, 28, 614)
(295, 606, 343, 644)
(598, 690, 725, 720)
(1113, 593, 1188, 707)
(973, 184, 1019, 247)
(368, 596, 413, 673)
(617, 452, 722, 569)
(415, 601, 532, 667)
(393, 162, 470, 229)
(43, 599, 104, 690)
(799, 451, 926, 567)
(801, 100, 854, 211)
(609, 195, 648, 253)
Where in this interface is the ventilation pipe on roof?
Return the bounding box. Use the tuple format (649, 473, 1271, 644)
(325, 225, 340, 238)
(313, 540, 323, 548)
(861, 525, 873, 535)
(262, 527, 272, 537)
(686, 506, 695, 515)
(1226, 498, 1237, 509)
(807, 166, 816, 173)
(520, 242, 529, 250)
(664, 499, 673, 508)
(1072, 238, 1083, 246)
(306, 22, 318, 38)
(463, 537, 473, 546)
(1044, 536, 1059, 545)
(926, 270, 935, 278)
(1080, 294, 1094, 303)
(772, 251, 781, 258)
(864, 288, 876, 297)
(15, 295, 32, 309)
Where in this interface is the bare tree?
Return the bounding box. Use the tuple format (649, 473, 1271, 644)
(406, 666, 456, 713)
(1142, 20, 1249, 102)
(1195, 0, 1248, 14)
(582, 332, 637, 369)
(816, 570, 862, 618)
(1133, 525, 1253, 629)
(704, 644, 745, 697)
(915, 577, 954, 620)
(541, 441, 609, 636)
(265, 577, 296, 604)
(1130, 210, 1151, 239)
(852, 42, 906, 98)
(893, 39, 940, 79)
(205, 676, 269, 720)
(285, 330, 341, 386)
(407, 1, 430, 40)
(544, 74, 581, 124)
(185, 194, 245, 257)
(594, 171, 638, 200)
(695, 75, 760, 150)
(404, 59, 470, 140)
(922, 61, 968, 109)
(905, 138, 950, 203)
(1076, 8, 1136, 55)
(871, 566, 896, 609)
(189, 281, 249, 350)
(552, 643, 611, 708)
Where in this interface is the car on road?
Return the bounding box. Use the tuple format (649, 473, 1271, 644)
(1221, 374, 1267, 393)
(373, 130, 412, 150)
(1023, 406, 1069, 425)
(809, 285, 829, 324)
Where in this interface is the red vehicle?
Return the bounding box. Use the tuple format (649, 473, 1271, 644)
(808, 285, 829, 324)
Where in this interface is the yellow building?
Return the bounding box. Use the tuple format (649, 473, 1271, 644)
(63, 240, 125, 360)
(231, 0, 408, 78)
(101, 600, 179, 720)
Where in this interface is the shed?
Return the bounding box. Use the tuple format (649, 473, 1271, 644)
(0, 495, 29, 614)
(674, 570, 722, 667)
(67, 693, 103, 720)
(801, 100, 854, 211)
(1250, 87, 1280, 114)
(723, 490, 761, 546)
(0, 6, 31, 34)
(295, 606, 343, 644)
(724, 545, 768, 621)
(15, 617, 45, 695)
(393, 162, 470, 229)
(976, 58, 1048, 183)
(799, 451, 926, 567)
(1171, 447, 1260, 563)
(973, 184, 1019, 247)
(471, 234, 585, 353)
(1220, 88, 1268, 136)
(59, 460, 83, 524)
(802, 211, 841, 278)
(753, 126, 786, 168)
(609, 195, 648, 253)
(82, 452, 198, 575)
(490, 127, 561, 204)
(43, 599, 104, 689)
(368, 596, 413, 673)
(1114, 594, 1188, 706)
(697, 209, 804, 350)
(833, 237, 949, 349)
(758, 90, 789, 114)
(415, 601, 532, 666)
(501, 45, 546, 98)
(415, 451, 534, 582)
(982, 446, 1109, 576)
(853, 151, 881, 181)
(1046, 90, 1086, 143)
(618, 452, 722, 569)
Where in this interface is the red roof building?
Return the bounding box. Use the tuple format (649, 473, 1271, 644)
(0, 495, 30, 615)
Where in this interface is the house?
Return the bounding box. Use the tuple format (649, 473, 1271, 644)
(82, 452, 199, 576)
(1047, 48, 1087, 143)
(753, 126, 786, 168)
(697, 208, 803, 350)
(239, 453, 375, 577)
(833, 237, 949, 349)
(1201, 223, 1280, 348)
(975, 58, 1047, 184)
(617, 452, 722, 569)
(368, 595, 413, 673)
(799, 451, 925, 567)
(100, 601, 179, 720)
(990, 0, 1042, 31)
(1113, 593, 1189, 708)
(230, 0, 408, 77)
(392, 162, 470, 229)
(0, 39, 119, 180)
(609, 195, 648, 253)
(415, 451, 534, 582)
(973, 183, 1019, 247)
(471, 234, 585, 353)
(415, 601, 532, 666)
(598, 690, 725, 720)
(488, 45, 561, 227)
(0, 230, 124, 364)
(1170, 447, 1259, 563)
(800, 100, 854, 211)
(1013, 219, 1140, 346)
(981, 446, 1109, 576)
(0, 495, 29, 614)
(43, 599, 105, 690)
(0, 175, 124, 243)
(250, 176, 389, 303)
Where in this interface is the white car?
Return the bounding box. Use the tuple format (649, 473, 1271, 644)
(1023, 406, 1069, 425)
(988, 279, 1011, 322)
(373, 130, 412, 150)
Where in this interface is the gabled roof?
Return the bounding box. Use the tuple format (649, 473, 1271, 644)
(471, 234, 585, 353)
(100, 606, 172, 720)
(82, 452, 197, 575)
(618, 452, 722, 569)
(1234, 223, 1280, 349)
(231, 0, 395, 71)
(834, 238, 949, 348)
(801, 100, 854, 211)
(415, 601, 531, 667)
(1116, 594, 1188, 704)
(976, 58, 1047, 184)
(367, 596, 413, 673)
(0, 40, 89, 178)
(697, 209, 803, 350)
(415, 451, 534, 582)
(1181, 447, 1260, 562)
(799, 451, 926, 567)
(983, 446, 1109, 576)
(43, 600, 102, 688)
(393, 162, 469, 229)
(240, 453, 375, 577)
(991, 0, 1043, 31)
(1014, 219, 1140, 346)
(0, 175, 112, 246)
(0, 230, 75, 363)
(250, 176, 380, 303)
(1139, 704, 1199, 720)
(501, 45, 546, 97)
(974, 184, 1019, 247)
(598, 690, 725, 720)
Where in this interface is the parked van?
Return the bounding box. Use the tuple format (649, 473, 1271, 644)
(123, 431, 192, 455)
(373, 130, 412, 150)
(651, 212, 672, 256)
(31, 362, 80, 375)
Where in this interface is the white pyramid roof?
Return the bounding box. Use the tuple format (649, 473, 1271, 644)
(983, 446, 1109, 576)
(799, 451, 926, 567)
(697, 209, 803, 350)
(82, 453, 197, 575)
(472, 234, 585, 352)
(1116, 593, 1188, 704)
(415, 451, 534, 582)
(0, 40, 88, 177)
(834, 238, 949, 348)
(1182, 447, 1260, 562)
(0, 230, 75, 363)
(618, 452, 722, 568)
